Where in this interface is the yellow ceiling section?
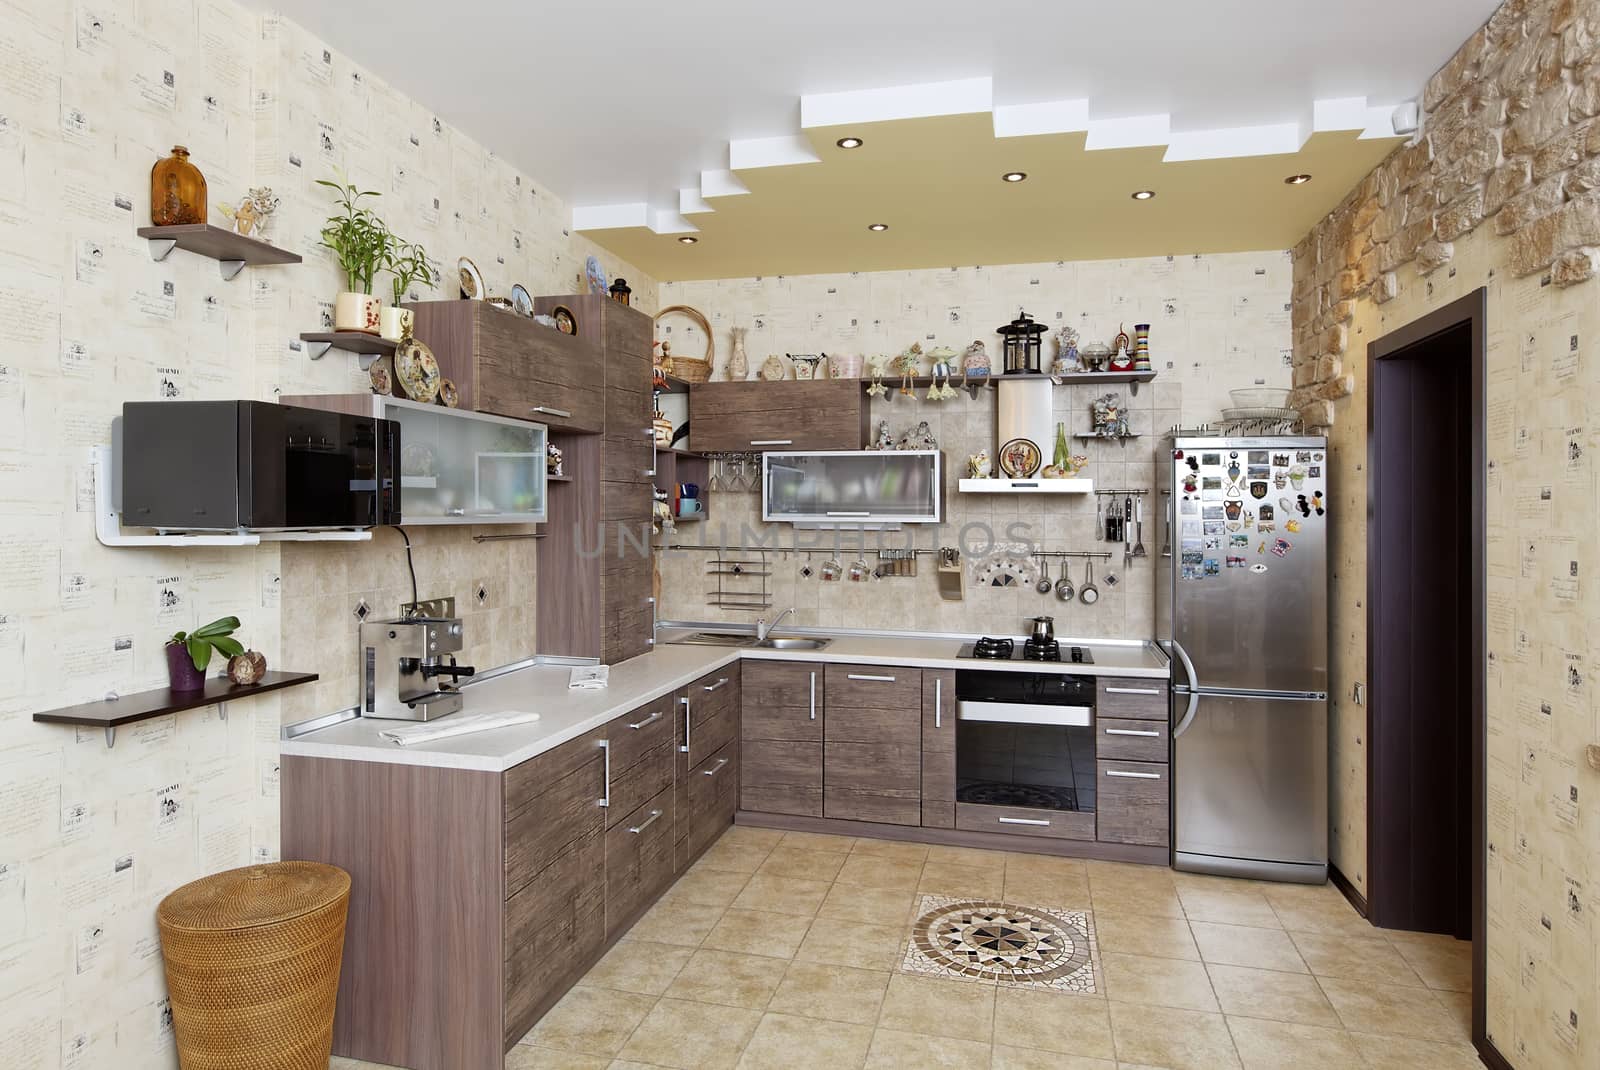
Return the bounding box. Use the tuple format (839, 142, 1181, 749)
(587, 113, 1401, 281)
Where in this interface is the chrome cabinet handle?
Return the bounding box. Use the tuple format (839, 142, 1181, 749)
(628, 809, 664, 834)
(934, 677, 943, 729)
(598, 739, 611, 807)
(1105, 728, 1161, 738)
(998, 816, 1051, 826)
(825, 511, 871, 517)
(1106, 686, 1161, 695)
(530, 405, 572, 418)
(703, 677, 730, 693)
(750, 438, 792, 446)
(646, 425, 657, 477)
(809, 670, 816, 721)
(701, 757, 729, 777)
(847, 673, 896, 682)
(628, 710, 663, 730)
(679, 695, 690, 754)
(1105, 769, 1163, 780)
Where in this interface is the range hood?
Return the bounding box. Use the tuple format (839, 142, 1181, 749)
(959, 378, 1092, 494)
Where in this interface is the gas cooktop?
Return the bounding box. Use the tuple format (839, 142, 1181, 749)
(958, 637, 1094, 663)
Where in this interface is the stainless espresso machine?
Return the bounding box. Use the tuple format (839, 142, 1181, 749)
(358, 616, 476, 721)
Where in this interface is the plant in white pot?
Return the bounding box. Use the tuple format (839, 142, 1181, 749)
(380, 238, 437, 341)
(317, 177, 391, 334)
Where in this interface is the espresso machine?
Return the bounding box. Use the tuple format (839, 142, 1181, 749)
(358, 616, 476, 721)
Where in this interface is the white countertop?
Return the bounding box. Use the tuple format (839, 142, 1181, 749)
(279, 631, 1168, 773)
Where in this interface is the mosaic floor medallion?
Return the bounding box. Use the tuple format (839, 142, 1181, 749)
(902, 895, 1098, 992)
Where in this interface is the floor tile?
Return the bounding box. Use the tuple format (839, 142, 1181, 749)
(777, 830, 857, 853)
(835, 854, 924, 890)
(703, 908, 814, 959)
(1318, 976, 1462, 1040)
(666, 866, 753, 907)
(1093, 910, 1199, 960)
(1088, 867, 1185, 919)
(581, 939, 694, 995)
(795, 915, 908, 970)
(817, 882, 920, 926)
(503, 1047, 611, 1070)
(1002, 851, 1088, 877)
(696, 840, 775, 876)
(925, 844, 1000, 867)
(1003, 867, 1093, 908)
(768, 961, 891, 1025)
(735, 1012, 873, 1070)
(1101, 951, 1218, 1012)
(731, 875, 832, 917)
(1108, 1001, 1241, 1070)
(663, 948, 789, 1008)
(991, 1047, 1117, 1070)
(917, 860, 1006, 899)
(849, 839, 931, 863)
(523, 986, 656, 1056)
(877, 972, 997, 1042)
(1190, 921, 1306, 972)
(1176, 886, 1282, 929)
(994, 987, 1116, 1059)
(1224, 1015, 1364, 1069)
(1384, 931, 1472, 992)
(1433, 987, 1472, 1043)
(1205, 964, 1339, 1027)
(863, 1028, 991, 1069)
(1287, 929, 1423, 986)
(757, 846, 848, 881)
(1348, 1031, 1488, 1070)
(1262, 887, 1373, 938)
(722, 826, 787, 850)
(617, 997, 761, 1070)
(623, 895, 726, 947)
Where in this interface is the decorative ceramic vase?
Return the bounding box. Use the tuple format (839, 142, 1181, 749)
(150, 146, 207, 226)
(335, 292, 381, 334)
(227, 650, 267, 686)
(728, 327, 750, 380)
(166, 643, 206, 692)
(1053, 422, 1071, 471)
(379, 306, 414, 342)
(829, 353, 863, 379)
(1132, 323, 1152, 371)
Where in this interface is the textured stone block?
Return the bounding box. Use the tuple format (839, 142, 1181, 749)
(1375, 272, 1400, 304)
(1495, 177, 1566, 235)
(1484, 158, 1533, 214)
(1531, 118, 1596, 179)
(1437, 190, 1485, 241)
(1569, 156, 1600, 192)
(1552, 248, 1598, 285)
(1417, 239, 1456, 274)
(1395, 138, 1436, 190)
(1382, 216, 1437, 271)
(1503, 83, 1575, 153)
(1509, 212, 1562, 275)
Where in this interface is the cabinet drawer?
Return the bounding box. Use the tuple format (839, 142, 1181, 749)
(955, 801, 1097, 842)
(1096, 677, 1169, 721)
(825, 664, 922, 713)
(740, 740, 822, 817)
(605, 785, 676, 937)
(685, 739, 739, 859)
(505, 727, 604, 817)
(503, 826, 604, 1045)
(1097, 717, 1169, 763)
(605, 740, 674, 831)
(1096, 760, 1170, 847)
(742, 662, 822, 742)
(605, 696, 676, 773)
(823, 741, 919, 826)
(683, 667, 740, 763)
(504, 748, 605, 898)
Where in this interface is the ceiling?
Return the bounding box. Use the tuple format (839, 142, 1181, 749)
(258, 0, 1499, 278)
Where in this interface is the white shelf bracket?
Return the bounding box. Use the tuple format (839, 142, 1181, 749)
(104, 726, 115, 748)
(146, 238, 178, 263)
(218, 259, 246, 282)
(305, 340, 333, 361)
(357, 351, 382, 371)
(217, 701, 228, 723)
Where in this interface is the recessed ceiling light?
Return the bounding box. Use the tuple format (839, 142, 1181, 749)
(867, 223, 889, 232)
(1131, 190, 1156, 201)
(677, 236, 698, 244)
(1002, 171, 1028, 183)
(1285, 174, 1313, 185)
(836, 136, 864, 149)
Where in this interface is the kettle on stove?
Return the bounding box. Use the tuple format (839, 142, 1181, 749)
(1029, 616, 1055, 644)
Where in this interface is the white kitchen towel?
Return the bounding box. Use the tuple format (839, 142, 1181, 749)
(379, 710, 540, 746)
(569, 665, 610, 690)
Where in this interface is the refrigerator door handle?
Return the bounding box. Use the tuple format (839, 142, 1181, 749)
(1173, 689, 1200, 739)
(1170, 638, 1201, 739)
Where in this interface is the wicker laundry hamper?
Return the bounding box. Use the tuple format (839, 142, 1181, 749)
(157, 861, 351, 1070)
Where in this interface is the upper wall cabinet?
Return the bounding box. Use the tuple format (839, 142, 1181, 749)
(688, 380, 869, 452)
(408, 300, 603, 433)
(762, 450, 942, 525)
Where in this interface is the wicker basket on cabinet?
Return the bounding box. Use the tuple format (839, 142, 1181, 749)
(655, 304, 714, 381)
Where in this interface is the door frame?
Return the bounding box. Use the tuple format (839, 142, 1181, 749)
(1365, 287, 1489, 1054)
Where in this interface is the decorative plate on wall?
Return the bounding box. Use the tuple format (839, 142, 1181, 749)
(394, 337, 442, 404)
(439, 378, 460, 408)
(999, 438, 1042, 478)
(585, 255, 607, 296)
(551, 305, 577, 336)
(510, 283, 533, 316)
(457, 256, 485, 300)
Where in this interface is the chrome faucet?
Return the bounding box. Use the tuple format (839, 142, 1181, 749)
(755, 607, 795, 642)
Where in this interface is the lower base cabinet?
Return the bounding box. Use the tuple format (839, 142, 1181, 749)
(605, 784, 677, 938)
(504, 828, 604, 1046)
(1095, 759, 1170, 846)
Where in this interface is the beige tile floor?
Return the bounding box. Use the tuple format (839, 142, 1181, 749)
(335, 825, 1478, 1070)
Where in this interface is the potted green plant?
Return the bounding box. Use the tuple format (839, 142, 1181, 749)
(380, 239, 436, 341)
(317, 176, 391, 335)
(165, 616, 243, 692)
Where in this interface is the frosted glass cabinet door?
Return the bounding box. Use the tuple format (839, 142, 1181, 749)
(382, 397, 548, 524)
(762, 450, 941, 523)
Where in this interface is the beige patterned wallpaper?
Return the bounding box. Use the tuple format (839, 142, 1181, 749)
(657, 253, 1293, 639)
(0, 2, 652, 1065)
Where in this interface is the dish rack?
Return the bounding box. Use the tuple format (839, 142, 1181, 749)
(705, 550, 772, 610)
(1169, 407, 1303, 438)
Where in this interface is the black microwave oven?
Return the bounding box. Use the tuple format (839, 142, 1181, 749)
(119, 401, 401, 531)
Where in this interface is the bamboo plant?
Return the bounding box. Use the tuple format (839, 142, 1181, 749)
(316, 177, 391, 295)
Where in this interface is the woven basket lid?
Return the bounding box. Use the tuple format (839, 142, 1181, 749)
(158, 862, 350, 933)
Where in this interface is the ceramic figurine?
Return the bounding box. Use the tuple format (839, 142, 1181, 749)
(967, 450, 992, 479)
(872, 420, 894, 450)
(547, 442, 564, 477)
(1091, 393, 1132, 439)
(892, 343, 923, 396)
(789, 353, 823, 380)
(760, 354, 787, 381)
(1109, 323, 1135, 372)
(728, 326, 750, 380)
(217, 186, 280, 238)
(898, 421, 937, 450)
(1053, 324, 1081, 377)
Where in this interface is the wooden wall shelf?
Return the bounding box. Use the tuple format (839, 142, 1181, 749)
(137, 224, 301, 280)
(34, 670, 319, 747)
(301, 332, 398, 366)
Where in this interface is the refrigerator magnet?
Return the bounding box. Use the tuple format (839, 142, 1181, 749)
(1180, 498, 1198, 515)
(1314, 452, 1324, 461)
(1296, 450, 1313, 463)
(1248, 450, 1270, 464)
(1202, 453, 1222, 466)
(1203, 558, 1222, 576)
(1271, 538, 1293, 557)
(1249, 481, 1269, 499)
(1226, 555, 1248, 568)
(1202, 505, 1225, 520)
(1247, 465, 1270, 480)
(1286, 518, 1302, 533)
(1250, 563, 1269, 574)
(1312, 491, 1325, 516)
(1272, 453, 1290, 466)
(1308, 465, 1321, 478)
(1259, 504, 1275, 520)
(1296, 494, 1312, 517)
(1223, 499, 1244, 520)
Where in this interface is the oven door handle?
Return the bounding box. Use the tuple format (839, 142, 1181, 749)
(956, 700, 1092, 728)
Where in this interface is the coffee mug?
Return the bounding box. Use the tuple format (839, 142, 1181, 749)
(679, 483, 699, 498)
(676, 497, 704, 516)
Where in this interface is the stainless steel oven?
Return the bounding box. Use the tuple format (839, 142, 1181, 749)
(955, 670, 1096, 814)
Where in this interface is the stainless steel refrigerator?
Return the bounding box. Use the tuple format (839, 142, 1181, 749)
(1158, 436, 1330, 884)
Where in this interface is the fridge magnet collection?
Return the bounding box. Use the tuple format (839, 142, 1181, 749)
(1173, 445, 1325, 581)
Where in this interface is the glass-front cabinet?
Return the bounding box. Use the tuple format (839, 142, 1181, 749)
(379, 397, 547, 524)
(762, 450, 941, 524)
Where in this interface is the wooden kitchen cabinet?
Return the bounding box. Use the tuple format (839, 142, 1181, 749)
(688, 379, 870, 452)
(1096, 759, 1170, 847)
(740, 661, 823, 817)
(823, 663, 922, 825)
(921, 669, 956, 828)
(676, 666, 742, 865)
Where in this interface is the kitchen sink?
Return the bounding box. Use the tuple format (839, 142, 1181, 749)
(667, 632, 756, 647)
(753, 637, 831, 650)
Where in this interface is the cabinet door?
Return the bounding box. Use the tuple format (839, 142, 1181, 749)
(476, 304, 604, 431)
(605, 785, 676, 937)
(921, 669, 955, 828)
(503, 827, 603, 1046)
(740, 662, 822, 817)
(823, 664, 922, 826)
(685, 739, 739, 859)
(1096, 760, 1170, 847)
(762, 452, 941, 524)
(504, 736, 606, 899)
(688, 380, 867, 452)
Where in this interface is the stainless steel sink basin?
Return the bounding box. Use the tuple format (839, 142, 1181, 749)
(753, 637, 831, 650)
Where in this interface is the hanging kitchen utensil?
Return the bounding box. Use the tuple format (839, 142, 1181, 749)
(1123, 497, 1133, 566)
(1054, 562, 1075, 602)
(1104, 497, 1120, 542)
(1079, 560, 1099, 604)
(937, 547, 964, 601)
(1035, 556, 1053, 595)
(1133, 497, 1148, 558)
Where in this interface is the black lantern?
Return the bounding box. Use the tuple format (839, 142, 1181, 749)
(609, 277, 632, 306)
(997, 311, 1045, 374)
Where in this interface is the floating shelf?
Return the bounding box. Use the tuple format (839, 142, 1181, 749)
(653, 374, 695, 396)
(1075, 433, 1142, 441)
(34, 670, 319, 747)
(547, 472, 573, 483)
(301, 332, 398, 367)
(958, 478, 1094, 495)
(400, 475, 438, 489)
(857, 369, 1157, 395)
(137, 224, 301, 281)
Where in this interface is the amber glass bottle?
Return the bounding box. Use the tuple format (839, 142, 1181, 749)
(150, 146, 207, 226)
